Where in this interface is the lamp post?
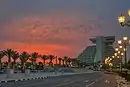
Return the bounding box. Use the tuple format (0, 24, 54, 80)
(118, 9, 130, 27)
(118, 37, 130, 69)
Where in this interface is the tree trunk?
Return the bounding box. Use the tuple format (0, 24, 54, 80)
(13, 59, 16, 69)
(0, 59, 2, 70)
(8, 56, 11, 69)
(59, 60, 61, 65)
(43, 60, 46, 65)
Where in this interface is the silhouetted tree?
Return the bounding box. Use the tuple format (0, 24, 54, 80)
(58, 58, 62, 65)
(48, 55, 55, 67)
(3, 49, 15, 68)
(30, 52, 39, 69)
(64, 56, 68, 67)
(40, 55, 47, 65)
(62, 58, 65, 67)
(0, 51, 4, 69)
(20, 52, 30, 72)
(12, 51, 19, 69)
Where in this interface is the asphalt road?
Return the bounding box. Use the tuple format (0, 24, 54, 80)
(0, 72, 117, 87)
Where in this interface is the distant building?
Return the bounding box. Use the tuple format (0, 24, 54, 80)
(77, 36, 115, 66)
(77, 45, 96, 65)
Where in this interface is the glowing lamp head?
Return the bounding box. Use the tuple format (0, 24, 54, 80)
(124, 48, 127, 51)
(118, 51, 121, 54)
(112, 56, 115, 58)
(114, 53, 117, 56)
(121, 53, 124, 56)
(118, 40, 122, 44)
(119, 46, 123, 49)
(123, 37, 128, 41)
(115, 48, 119, 51)
(128, 9, 130, 16)
(117, 56, 120, 58)
(118, 14, 125, 24)
(109, 63, 113, 67)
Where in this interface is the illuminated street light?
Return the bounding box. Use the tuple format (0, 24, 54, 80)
(114, 53, 117, 56)
(119, 45, 123, 49)
(115, 48, 119, 51)
(118, 9, 130, 27)
(124, 48, 127, 51)
(118, 14, 125, 25)
(109, 63, 113, 67)
(121, 53, 124, 56)
(123, 37, 128, 41)
(128, 9, 130, 16)
(117, 56, 120, 58)
(118, 51, 121, 54)
(118, 40, 122, 44)
(112, 56, 115, 58)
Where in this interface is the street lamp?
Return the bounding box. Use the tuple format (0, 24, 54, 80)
(128, 9, 130, 16)
(114, 53, 117, 56)
(123, 37, 128, 41)
(118, 51, 121, 54)
(115, 48, 119, 51)
(118, 37, 130, 69)
(119, 45, 123, 49)
(112, 56, 115, 59)
(118, 40, 122, 44)
(118, 9, 130, 27)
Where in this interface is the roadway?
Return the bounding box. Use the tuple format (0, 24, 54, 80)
(0, 72, 117, 87)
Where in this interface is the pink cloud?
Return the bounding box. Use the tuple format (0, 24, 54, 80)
(0, 12, 101, 57)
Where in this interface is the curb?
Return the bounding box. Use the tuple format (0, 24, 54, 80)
(0, 76, 52, 83)
(0, 72, 94, 84)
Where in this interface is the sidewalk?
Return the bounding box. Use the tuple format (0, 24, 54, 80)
(0, 70, 94, 83)
(116, 76, 130, 87)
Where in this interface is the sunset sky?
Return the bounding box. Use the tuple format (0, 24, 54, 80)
(0, 0, 130, 59)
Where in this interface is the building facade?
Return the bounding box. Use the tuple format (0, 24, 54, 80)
(77, 36, 115, 66)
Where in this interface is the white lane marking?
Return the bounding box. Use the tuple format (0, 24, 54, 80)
(105, 80, 110, 83)
(95, 77, 103, 82)
(84, 80, 89, 83)
(86, 77, 103, 87)
(86, 82, 95, 87)
(54, 79, 82, 87)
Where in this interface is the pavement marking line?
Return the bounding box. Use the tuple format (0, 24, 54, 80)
(86, 82, 95, 87)
(54, 79, 83, 87)
(84, 80, 89, 83)
(86, 77, 103, 87)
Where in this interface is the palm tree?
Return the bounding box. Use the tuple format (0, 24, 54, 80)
(62, 58, 65, 66)
(30, 52, 39, 69)
(66, 58, 71, 67)
(48, 55, 54, 67)
(40, 55, 47, 65)
(64, 56, 68, 66)
(12, 51, 19, 69)
(0, 51, 5, 69)
(20, 52, 30, 71)
(58, 58, 62, 65)
(3, 49, 15, 68)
